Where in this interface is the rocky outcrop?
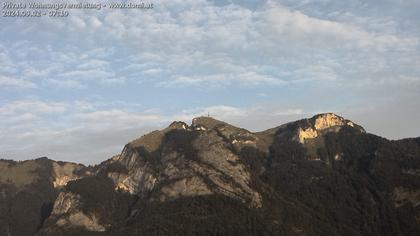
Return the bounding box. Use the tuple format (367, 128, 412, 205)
(288, 113, 365, 144)
(393, 187, 420, 208)
(46, 192, 106, 232)
(52, 162, 90, 188)
(257, 113, 366, 162)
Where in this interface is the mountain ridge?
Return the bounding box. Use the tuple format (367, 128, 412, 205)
(1, 113, 419, 235)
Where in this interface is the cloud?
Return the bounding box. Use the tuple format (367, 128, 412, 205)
(273, 109, 304, 116)
(0, 76, 37, 89)
(0, 40, 126, 89)
(0, 113, 38, 125)
(0, 100, 67, 116)
(0, 100, 163, 163)
(158, 72, 286, 87)
(141, 68, 163, 76)
(100, 76, 127, 85)
(397, 75, 420, 85)
(45, 78, 85, 89)
(1, 0, 418, 89)
(73, 109, 163, 129)
(256, 2, 418, 57)
(187, 105, 248, 119)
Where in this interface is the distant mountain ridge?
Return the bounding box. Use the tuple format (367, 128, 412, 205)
(1, 113, 419, 235)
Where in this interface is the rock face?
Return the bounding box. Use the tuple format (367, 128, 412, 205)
(52, 162, 89, 188)
(99, 118, 262, 207)
(50, 192, 106, 232)
(1, 113, 420, 235)
(294, 113, 364, 144)
(0, 158, 90, 236)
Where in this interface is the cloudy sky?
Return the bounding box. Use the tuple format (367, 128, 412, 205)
(1, 0, 419, 164)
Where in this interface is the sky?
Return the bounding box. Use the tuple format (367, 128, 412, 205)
(1, 0, 419, 164)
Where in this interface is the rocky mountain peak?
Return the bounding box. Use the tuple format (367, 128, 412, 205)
(191, 116, 229, 130)
(168, 121, 189, 130)
(290, 113, 365, 144)
(52, 162, 89, 188)
(309, 113, 364, 132)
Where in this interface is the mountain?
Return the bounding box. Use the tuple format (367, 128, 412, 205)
(1, 113, 419, 235)
(0, 158, 91, 236)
